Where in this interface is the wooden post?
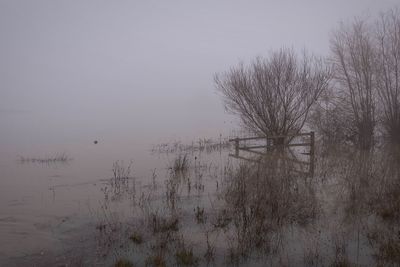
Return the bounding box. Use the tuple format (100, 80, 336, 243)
(235, 138, 239, 156)
(266, 137, 272, 151)
(310, 131, 315, 175)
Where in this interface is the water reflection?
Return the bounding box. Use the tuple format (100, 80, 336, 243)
(92, 145, 322, 266)
(318, 146, 400, 266)
(218, 154, 320, 265)
(14, 142, 400, 266)
(143, 145, 397, 265)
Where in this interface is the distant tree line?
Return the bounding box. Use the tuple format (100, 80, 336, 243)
(215, 7, 400, 149)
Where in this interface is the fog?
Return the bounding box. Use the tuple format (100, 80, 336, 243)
(1, 0, 397, 152)
(1, 1, 400, 266)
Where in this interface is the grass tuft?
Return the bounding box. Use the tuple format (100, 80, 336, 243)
(151, 214, 179, 234)
(114, 259, 134, 267)
(129, 232, 143, 244)
(145, 254, 166, 267)
(172, 154, 189, 173)
(176, 246, 198, 266)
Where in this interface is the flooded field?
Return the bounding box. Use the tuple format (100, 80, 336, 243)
(2, 2, 400, 266)
(1, 137, 399, 267)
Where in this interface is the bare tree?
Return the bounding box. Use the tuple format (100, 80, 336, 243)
(330, 19, 376, 149)
(215, 48, 331, 139)
(375, 8, 400, 144)
(309, 88, 353, 145)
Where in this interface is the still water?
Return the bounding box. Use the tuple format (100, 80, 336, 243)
(0, 106, 232, 265)
(1, 114, 400, 266)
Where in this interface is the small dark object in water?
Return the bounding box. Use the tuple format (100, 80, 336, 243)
(94, 140, 98, 144)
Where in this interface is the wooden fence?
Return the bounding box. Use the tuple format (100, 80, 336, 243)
(228, 131, 315, 175)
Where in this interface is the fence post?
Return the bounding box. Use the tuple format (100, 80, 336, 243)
(235, 138, 239, 156)
(310, 131, 315, 175)
(266, 137, 271, 151)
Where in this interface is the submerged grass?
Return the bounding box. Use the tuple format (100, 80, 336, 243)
(89, 140, 400, 267)
(18, 152, 71, 164)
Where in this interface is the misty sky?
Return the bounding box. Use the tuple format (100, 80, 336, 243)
(0, 0, 399, 150)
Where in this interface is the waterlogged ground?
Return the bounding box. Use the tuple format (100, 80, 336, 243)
(1, 139, 400, 266)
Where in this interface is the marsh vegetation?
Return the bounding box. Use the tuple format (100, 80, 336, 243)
(82, 141, 400, 267)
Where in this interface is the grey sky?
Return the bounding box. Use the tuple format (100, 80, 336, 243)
(0, 0, 399, 148)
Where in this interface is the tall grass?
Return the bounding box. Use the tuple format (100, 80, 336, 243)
(112, 160, 133, 180)
(172, 154, 189, 173)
